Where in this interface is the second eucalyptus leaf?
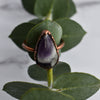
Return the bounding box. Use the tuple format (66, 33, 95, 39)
(21, 88, 74, 100)
(21, 0, 36, 14)
(3, 82, 46, 99)
(56, 18, 86, 52)
(9, 19, 42, 52)
(53, 72, 100, 100)
(28, 61, 71, 81)
(9, 23, 34, 51)
(34, 0, 76, 19)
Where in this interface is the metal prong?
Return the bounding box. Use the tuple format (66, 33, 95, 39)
(57, 39, 65, 50)
(22, 42, 34, 52)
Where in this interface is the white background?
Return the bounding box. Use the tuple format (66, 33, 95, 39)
(0, 0, 100, 100)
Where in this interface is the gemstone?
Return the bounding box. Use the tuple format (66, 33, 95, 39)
(36, 33, 59, 69)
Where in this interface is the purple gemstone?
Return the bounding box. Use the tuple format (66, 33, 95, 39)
(36, 34, 58, 68)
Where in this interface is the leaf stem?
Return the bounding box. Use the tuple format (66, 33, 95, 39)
(45, 10, 53, 21)
(45, 0, 54, 21)
(47, 68, 53, 88)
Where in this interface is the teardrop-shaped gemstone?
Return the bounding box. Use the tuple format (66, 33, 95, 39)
(36, 33, 59, 69)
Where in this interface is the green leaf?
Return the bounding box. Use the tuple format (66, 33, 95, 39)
(26, 20, 62, 49)
(28, 61, 71, 81)
(54, 62, 71, 78)
(29, 19, 43, 25)
(34, 0, 54, 18)
(53, 0, 76, 19)
(28, 64, 46, 81)
(9, 19, 42, 51)
(21, 0, 36, 14)
(56, 18, 86, 52)
(34, 0, 76, 20)
(28, 19, 43, 60)
(3, 81, 46, 99)
(21, 88, 75, 100)
(53, 72, 100, 100)
(9, 23, 34, 50)
(67, 0, 76, 18)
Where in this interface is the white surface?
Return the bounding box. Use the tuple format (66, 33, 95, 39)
(0, 0, 100, 100)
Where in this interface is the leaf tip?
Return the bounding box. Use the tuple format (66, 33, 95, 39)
(85, 31, 87, 34)
(8, 34, 12, 39)
(2, 83, 7, 92)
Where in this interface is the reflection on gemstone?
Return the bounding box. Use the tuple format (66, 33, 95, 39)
(36, 33, 58, 69)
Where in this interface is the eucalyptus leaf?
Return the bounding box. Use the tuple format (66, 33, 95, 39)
(28, 61, 71, 81)
(3, 81, 46, 99)
(9, 19, 42, 51)
(21, 88, 75, 100)
(67, 0, 76, 17)
(53, 72, 100, 100)
(28, 19, 43, 60)
(29, 19, 43, 25)
(34, 0, 76, 20)
(34, 0, 54, 18)
(21, 0, 36, 14)
(9, 23, 35, 50)
(26, 20, 62, 49)
(53, 0, 76, 19)
(56, 18, 86, 52)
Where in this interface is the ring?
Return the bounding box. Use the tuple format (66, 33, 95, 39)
(22, 30, 65, 69)
(22, 30, 64, 52)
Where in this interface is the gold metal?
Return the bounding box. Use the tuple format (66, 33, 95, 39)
(22, 41, 35, 52)
(57, 39, 65, 50)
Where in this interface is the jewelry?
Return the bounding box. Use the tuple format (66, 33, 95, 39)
(22, 30, 64, 69)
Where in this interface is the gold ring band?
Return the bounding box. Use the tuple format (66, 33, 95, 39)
(22, 39, 64, 52)
(22, 30, 64, 52)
